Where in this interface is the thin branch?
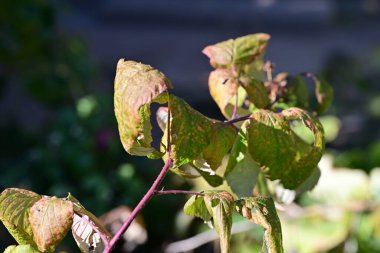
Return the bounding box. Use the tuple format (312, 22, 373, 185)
(224, 114, 251, 125)
(154, 190, 204, 196)
(105, 104, 173, 253)
(105, 157, 172, 253)
(75, 212, 110, 248)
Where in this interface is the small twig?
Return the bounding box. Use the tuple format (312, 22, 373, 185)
(154, 190, 204, 196)
(224, 114, 252, 125)
(76, 212, 110, 248)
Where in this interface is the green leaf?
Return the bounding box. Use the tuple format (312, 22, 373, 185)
(3, 245, 41, 253)
(167, 95, 235, 169)
(0, 188, 41, 247)
(235, 197, 283, 253)
(191, 162, 224, 187)
(202, 123, 236, 170)
(286, 76, 309, 109)
(203, 34, 270, 68)
(225, 124, 260, 197)
(183, 195, 211, 221)
(315, 76, 333, 114)
(239, 76, 270, 109)
(29, 197, 74, 252)
(67, 194, 111, 253)
(204, 191, 235, 253)
(208, 69, 248, 119)
(232, 34, 271, 66)
(295, 166, 321, 195)
(247, 108, 324, 189)
(114, 59, 172, 156)
(281, 107, 325, 188)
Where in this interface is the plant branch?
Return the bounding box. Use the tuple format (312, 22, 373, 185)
(154, 190, 204, 196)
(105, 157, 172, 252)
(224, 114, 252, 125)
(105, 102, 173, 253)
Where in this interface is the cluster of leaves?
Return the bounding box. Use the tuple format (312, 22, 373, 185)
(113, 34, 332, 252)
(0, 33, 333, 252)
(0, 188, 111, 253)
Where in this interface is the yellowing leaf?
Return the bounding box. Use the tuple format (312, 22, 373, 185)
(247, 108, 325, 189)
(235, 197, 283, 253)
(203, 34, 270, 68)
(3, 245, 41, 253)
(29, 197, 74, 252)
(0, 188, 41, 247)
(114, 59, 172, 156)
(204, 191, 235, 253)
(167, 95, 235, 169)
(208, 69, 249, 119)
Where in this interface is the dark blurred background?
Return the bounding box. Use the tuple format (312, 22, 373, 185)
(1, 0, 380, 252)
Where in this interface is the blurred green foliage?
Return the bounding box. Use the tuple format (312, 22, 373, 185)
(323, 48, 380, 172)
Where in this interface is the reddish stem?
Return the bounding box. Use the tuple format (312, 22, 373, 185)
(104, 157, 172, 253)
(154, 190, 204, 196)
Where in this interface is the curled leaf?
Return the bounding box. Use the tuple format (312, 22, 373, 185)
(0, 188, 41, 247)
(67, 194, 111, 253)
(114, 59, 172, 156)
(247, 108, 324, 189)
(204, 191, 235, 253)
(29, 197, 74, 252)
(235, 197, 283, 253)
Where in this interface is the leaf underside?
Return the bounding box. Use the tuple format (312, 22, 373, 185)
(236, 197, 284, 253)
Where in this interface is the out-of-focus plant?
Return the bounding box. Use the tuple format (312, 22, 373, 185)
(322, 47, 380, 172)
